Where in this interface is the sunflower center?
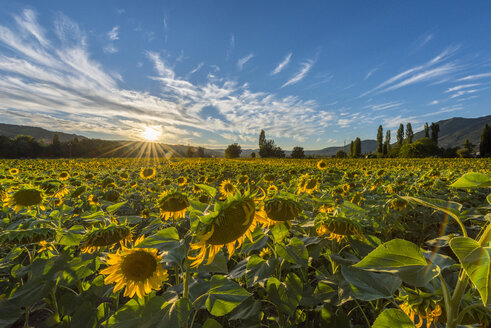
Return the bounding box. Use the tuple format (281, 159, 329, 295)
(159, 194, 189, 212)
(13, 189, 43, 206)
(141, 168, 155, 178)
(120, 250, 158, 282)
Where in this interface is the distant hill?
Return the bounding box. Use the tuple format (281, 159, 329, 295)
(413, 115, 491, 149)
(0, 123, 87, 143)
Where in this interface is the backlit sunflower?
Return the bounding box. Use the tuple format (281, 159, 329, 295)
(317, 160, 328, 170)
(219, 179, 236, 197)
(398, 289, 443, 328)
(6, 188, 45, 212)
(237, 175, 249, 184)
(188, 193, 261, 267)
(298, 175, 319, 194)
(316, 217, 363, 242)
(157, 191, 189, 220)
(80, 224, 133, 253)
(258, 196, 300, 226)
(101, 239, 168, 299)
(140, 167, 156, 179)
(59, 171, 70, 181)
(177, 176, 188, 186)
(119, 172, 129, 180)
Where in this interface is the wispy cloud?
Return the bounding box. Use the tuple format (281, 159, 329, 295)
(237, 53, 254, 70)
(107, 26, 119, 40)
(458, 72, 491, 81)
(0, 9, 336, 146)
(271, 52, 292, 75)
(445, 83, 481, 93)
(188, 62, 204, 75)
(103, 45, 118, 54)
(361, 46, 460, 96)
(226, 34, 235, 59)
(282, 59, 314, 88)
(364, 66, 379, 80)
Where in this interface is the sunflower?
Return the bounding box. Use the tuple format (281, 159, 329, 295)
(188, 193, 260, 267)
(59, 171, 70, 181)
(177, 176, 188, 186)
(119, 172, 129, 180)
(259, 197, 300, 226)
(391, 198, 408, 211)
(398, 289, 443, 328)
(263, 174, 276, 183)
(80, 224, 133, 253)
(37, 240, 56, 253)
(237, 175, 249, 184)
(266, 185, 278, 195)
(302, 176, 319, 194)
(219, 179, 236, 197)
(317, 217, 363, 242)
(157, 191, 189, 220)
(317, 160, 328, 170)
(6, 188, 45, 212)
(9, 168, 19, 175)
(140, 167, 156, 179)
(101, 240, 168, 299)
(88, 194, 100, 206)
(259, 247, 271, 259)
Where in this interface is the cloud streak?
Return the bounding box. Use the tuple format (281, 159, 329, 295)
(271, 52, 292, 75)
(282, 59, 314, 87)
(237, 53, 254, 70)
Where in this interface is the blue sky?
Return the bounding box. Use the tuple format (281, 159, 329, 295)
(0, 1, 490, 149)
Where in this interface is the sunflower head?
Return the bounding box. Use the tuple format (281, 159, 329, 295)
(101, 245, 168, 299)
(317, 160, 328, 170)
(81, 224, 133, 253)
(317, 217, 363, 242)
(263, 174, 276, 183)
(219, 179, 236, 197)
(157, 191, 189, 220)
(0, 227, 56, 245)
(397, 288, 443, 328)
(7, 188, 44, 211)
(237, 175, 249, 184)
(140, 168, 156, 179)
(119, 172, 129, 180)
(177, 176, 188, 186)
(391, 198, 408, 211)
(263, 197, 300, 222)
(103, 189, 120, 202)
(303, 177, 319, 194)
(59, 171, 70, 181)
(70, 185, 87, 198)
(9, 168, 19, 175)
(266, 185, 278, 195)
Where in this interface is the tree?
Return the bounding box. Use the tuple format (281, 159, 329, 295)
(225, 143, 242, 158)
(250, 152, 256, 158)
(430, 123, 439, 145)
(480, 123, 491, 157)
(396, 124, 404, 146)
(186, 147, 196, 157)
(353, 137, 361, 158)
(259, 130, 266, 148)
(349, 141, 354, 158)
(258, 130, 284, 158)
(335, 150, 347, 158)
(424, 123, 430, 138)
(50, 133, 61, 157)
(291, 146, 305, 159)
(398, 138, 439, 158)
(376, 125, 383, 156)
(405, 123, 413, 144)
(197, 147, 205, 157)
(385, 130, 391, 152)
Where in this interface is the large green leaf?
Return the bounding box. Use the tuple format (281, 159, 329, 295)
(194, 183, 217, 198)
(372, 309, 415, 328)
(205, 275, 252, 316)
(266, 273, 303, 314)
(246, 255, 275, 287)
(450, 172, 491, 189)
(106, 201, 127, 214)
(137, 227, 185, 264)
(354, 239, 439, 287)
(450, 237, 491, 306)
(275, 237, 308, 267)
(160, 298, 192, 328)
(401, 196, 462, 221)
(270, 223, 289, 244)
(340, 265, 401, 301)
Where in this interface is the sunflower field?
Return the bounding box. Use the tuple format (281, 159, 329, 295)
(0, 158, 490, 328)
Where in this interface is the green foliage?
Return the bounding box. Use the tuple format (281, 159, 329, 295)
(398, 138, 439, 158)
(291, 146, 305, 159)
(225, 143, 242, 158)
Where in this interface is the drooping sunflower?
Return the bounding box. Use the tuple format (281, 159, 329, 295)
(119, 172, 129, 180)
(299, 176, 319, 194)
(219, 179, 236, 197)
(6, 188, 45, 212)
(188, 193, 260, 267)
(157, 191, 189, 220)
(398, 289, 443, 328)
(140, 167, 156, 180)
(317, 160, 328, 170)
(263, 174, 276, 184)
(101, 239, 168, 299)
(316, 217, 363, 242)
(80, 224, 133, 253)
(258, 196, 300, 226)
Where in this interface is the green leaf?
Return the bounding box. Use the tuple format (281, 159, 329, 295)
(354, 239, 439, 287)
(203, 318, 223, 328)
(341, 265, 401, 301)
(401, 196, 462, 221)
(270, 223, 289, 244)
(205, 275, 252, 316)
(198, 252, 229, 273)
(195, 183, 217, 198)
(266, 273, 303, 314)
(137, 227, 185, 264)
(275, 237, 308, 267)
(450, 237, 491, 306)
(81, 211, 104, 220)
(106, 201, 127, 214)
(372, 309, 415, 328)
(354, 239, 427, 272)
(0, 299, 23, 327)
(246, 255, 275, 287)
(450, 172, 491, 189)
(160, 298, 192, 328)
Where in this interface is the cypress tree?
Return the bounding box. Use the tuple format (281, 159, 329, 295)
(397, 124, 404, 146)
(430, 123, 440, 145)
(376, 125, 383, 155)
(405, 123, 413, 144)
(480, 123, 491, 157)
(424, 123, 429, 138)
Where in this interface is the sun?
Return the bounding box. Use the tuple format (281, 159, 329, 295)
(141, 126, 161, 141)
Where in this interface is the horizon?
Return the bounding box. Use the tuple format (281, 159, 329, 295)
(1, 1, 491, 149)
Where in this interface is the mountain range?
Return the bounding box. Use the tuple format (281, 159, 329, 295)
(1, 114, 489, 157)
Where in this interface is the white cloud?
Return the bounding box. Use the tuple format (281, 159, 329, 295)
(0, 10, 337, 146)
(282, 59, 314, 87)
(271, 52, 292, 75)
(237, 53, 254, 70)
(429, 100, 439, 105)
(445, 83, 481, 93)
(458, 72, 491, 81)
(364, 66, 378, 80)
(103, 45, 118, 54)
(107, 26, 119, 40)
(188, 62, 203, 75)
